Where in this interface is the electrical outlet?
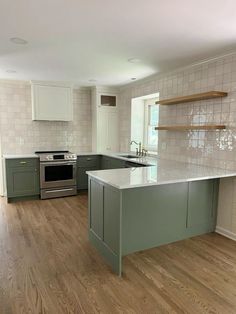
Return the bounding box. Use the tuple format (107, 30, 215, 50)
(19, 137, 25, 145)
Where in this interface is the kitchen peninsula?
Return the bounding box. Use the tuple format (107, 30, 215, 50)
(87, 158, 236, 276)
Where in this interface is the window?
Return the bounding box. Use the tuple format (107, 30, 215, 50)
(144, 100, 159, 152)
(131, 93, 159, 154)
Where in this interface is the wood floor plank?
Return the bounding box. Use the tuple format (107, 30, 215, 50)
(0, 194, 236, 313)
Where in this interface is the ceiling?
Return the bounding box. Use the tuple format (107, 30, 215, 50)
(0, 0, 236, 86)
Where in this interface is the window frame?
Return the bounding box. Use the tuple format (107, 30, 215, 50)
(144, 101, 159, 152)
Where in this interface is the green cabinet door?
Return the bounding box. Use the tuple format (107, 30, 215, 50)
(101, 156, 126, 170)
(77, 155, 100, 190)
(6, 166, 40, 198)
(109, 158, 126, 169)
(187, 180, 214, 229)
(77, 165, 98, 189)
(101, 156, 111, 169)
(103, 186, 120, 254)
(90, 179, 104, 239)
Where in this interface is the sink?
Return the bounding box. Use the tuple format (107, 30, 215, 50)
(120, 155, 141, 159)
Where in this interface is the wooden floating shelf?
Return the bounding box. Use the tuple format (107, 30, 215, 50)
(155, 125, 226, 131)
(156, 91, 228, 106)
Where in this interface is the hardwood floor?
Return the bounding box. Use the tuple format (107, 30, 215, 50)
(1, 194, 236, 314)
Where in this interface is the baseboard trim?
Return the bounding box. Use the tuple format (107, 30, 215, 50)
(215, 226, 236, 241)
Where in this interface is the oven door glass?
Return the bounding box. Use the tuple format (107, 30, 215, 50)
(45, 165, 73, 182)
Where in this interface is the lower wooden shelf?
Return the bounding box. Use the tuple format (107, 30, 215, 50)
(155, 125, 226, 131)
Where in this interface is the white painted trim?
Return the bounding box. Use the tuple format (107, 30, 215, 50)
(0, 136, 3, 196)
(215, 226, 236, 241)
(92, 85, 120, 94)
(31, 80, 73, 88)
(132, 92, 159, 101)
(0, 78, 31, 85)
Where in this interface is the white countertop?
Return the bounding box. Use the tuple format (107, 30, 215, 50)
(3, 153, 99, 159)
(4, 153, 236, 190)
(100, 153, 157, 166)
(87, 158, 236, 189)
(3, 154, 38, 159)
(3, 152, 157, 166)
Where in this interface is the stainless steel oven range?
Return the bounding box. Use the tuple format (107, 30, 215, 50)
(35, 150, 77, 199)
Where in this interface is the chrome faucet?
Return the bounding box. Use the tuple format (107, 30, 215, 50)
(130, 140, 144, 156)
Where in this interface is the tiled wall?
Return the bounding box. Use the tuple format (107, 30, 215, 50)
(119, 52, 236, 239)
(0, 80, 92, 154)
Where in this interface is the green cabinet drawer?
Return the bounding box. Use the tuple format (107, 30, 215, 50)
(77, 155, 100, 167)
(6, 158, 39, 168)
(6, 159, 40, 198)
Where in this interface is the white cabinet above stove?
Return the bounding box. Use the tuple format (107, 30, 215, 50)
(31, 82, 73, 121)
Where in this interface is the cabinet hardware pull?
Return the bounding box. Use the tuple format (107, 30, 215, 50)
(20, 161, 27, 164)
(87, 158, 92, 161)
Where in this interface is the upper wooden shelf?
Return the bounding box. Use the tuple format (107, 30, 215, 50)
(155, 91, 228, 106)
(155, 125, 226, 131)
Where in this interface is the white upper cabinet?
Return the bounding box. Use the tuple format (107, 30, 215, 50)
(31, 82, 73, 121)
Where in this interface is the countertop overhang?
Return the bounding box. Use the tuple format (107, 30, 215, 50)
(87, 157, 236, 189)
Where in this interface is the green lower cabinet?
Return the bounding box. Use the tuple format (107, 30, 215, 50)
(6, 158, 40, 202)
(89, 180, 120, 253)
(103, 187, 120, 253)
(89, 179, 121, 274)
(77, 155, 100, 190)
(88, 177, 219, 276)
(121, 183, 188, 255)
(77, 165, 98, 189)
(101, 156, 112, 169)
(101, 156, 125, 170)
(109, 158, 126, 169)
(187, 180, 214, 229)
(90, 180, 104, 239)
(78, 155, 126, 190)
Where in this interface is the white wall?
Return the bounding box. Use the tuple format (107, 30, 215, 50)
(131, 98, 144, 151)
(119, 52, 236, 240)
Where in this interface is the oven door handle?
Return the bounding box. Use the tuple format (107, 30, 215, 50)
(41, 161, 76, 166)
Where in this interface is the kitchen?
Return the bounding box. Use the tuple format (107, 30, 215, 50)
(1, 1, 236, 313)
